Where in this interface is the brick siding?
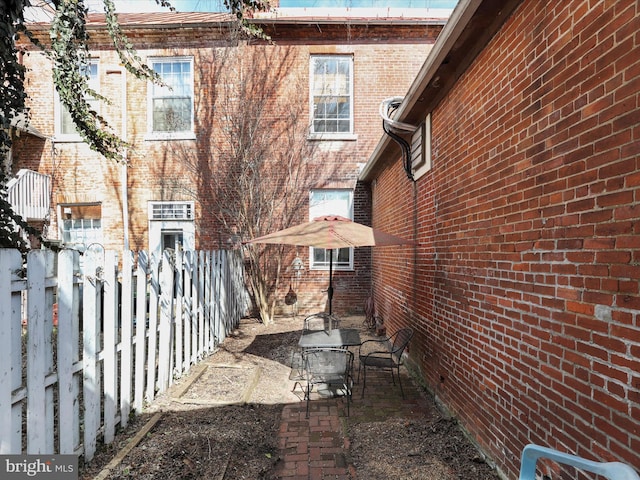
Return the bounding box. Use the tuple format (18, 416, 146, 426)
(15, 18, 441, 316)
(369, 0, 640, 477)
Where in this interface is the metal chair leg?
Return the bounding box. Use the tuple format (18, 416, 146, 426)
(361, 365, 367, 398)
(397, 366, 404, 398)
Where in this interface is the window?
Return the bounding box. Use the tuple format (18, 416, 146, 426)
(56, 60, 99, 139)
(310, 55, 353, 136)
(150, 201, 194, 220)
(148, 201, 195, 259)
(411, 114, 432, 180)
(148, 57, 194, 136)
(161, 230, 184, 251)
(309, 189, 353, 270)
(59, 203, 102, 251)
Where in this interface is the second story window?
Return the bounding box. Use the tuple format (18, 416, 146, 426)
(56, 60, 99, 139)
(149, 57, 194, 137)
(310, 55, 353, 137)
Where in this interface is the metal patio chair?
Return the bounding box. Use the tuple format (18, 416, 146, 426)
(303, 312, 340, 332)
(358, 327, 414, 398)
(519, 444, 640, 480)
(289, 349, 305, 395)
(302, 347, 354, 418)
(290, 313, 340, 395)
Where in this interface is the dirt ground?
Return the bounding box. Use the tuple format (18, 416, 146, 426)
(79, 315, 500, 480)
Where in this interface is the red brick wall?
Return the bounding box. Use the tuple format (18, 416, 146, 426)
(370, 0, 640, 477)
(17, 20, 440, 316)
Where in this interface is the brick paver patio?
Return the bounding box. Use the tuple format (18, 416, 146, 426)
(274, 323, 437, 479)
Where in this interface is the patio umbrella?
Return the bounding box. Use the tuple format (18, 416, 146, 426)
(247, 215, 414, 314)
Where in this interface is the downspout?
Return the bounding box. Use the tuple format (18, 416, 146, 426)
(359, 0, 484, 182)
(122, 154, 129, 247)
(379, 97, 418, 180)
(116, 66, 130, 250)
(49, 139, 56, 240)
(106, 65, 129, 250)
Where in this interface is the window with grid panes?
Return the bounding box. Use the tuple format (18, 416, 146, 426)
(60, 204, 102, 251)
(149, 57, 194, 134)
(309, 189, 353, 270)
(310, 56, 353, 135)
(56, 60, 99, 138)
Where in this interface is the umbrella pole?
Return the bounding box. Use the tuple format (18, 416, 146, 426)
(328, 249, 334, 314)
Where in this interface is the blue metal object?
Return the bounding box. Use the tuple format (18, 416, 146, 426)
(519, 444, 640, 480)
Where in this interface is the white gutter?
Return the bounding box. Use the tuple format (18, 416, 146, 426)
(259, 7, 455, 20)
(358, 0, 482, 181)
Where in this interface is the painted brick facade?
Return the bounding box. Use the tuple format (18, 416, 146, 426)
(366, 0, 639, 477)
(14, 13, 442, 316)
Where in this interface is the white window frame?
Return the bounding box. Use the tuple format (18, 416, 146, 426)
(54, 60, 99, 142)
(309, 189, 354, 271)
(149, 201, 194, 220)
(309, 55, 356, 140)
(148, 201, 195, 261)
(58, 203, 103, 252)
(146, 56, 195, 140)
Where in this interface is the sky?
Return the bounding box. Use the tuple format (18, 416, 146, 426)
(280, 0, 457, 6)
(89, 0, 458, 12)
(87, 0, 226, 12)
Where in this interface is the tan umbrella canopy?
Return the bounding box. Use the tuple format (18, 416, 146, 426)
(247, 216, 414, 313)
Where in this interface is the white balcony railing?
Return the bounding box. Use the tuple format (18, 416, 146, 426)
(7, 169, 51, 221)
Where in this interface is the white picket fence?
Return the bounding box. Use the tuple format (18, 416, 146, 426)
(0, 246, 247, 461)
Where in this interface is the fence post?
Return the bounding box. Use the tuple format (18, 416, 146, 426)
(82, 246, 103, 461)
(197, 251, 205, 358)
(103, 250, 118, 444)
(211, 251, 219, 348)
(183, 250, 193, 373)
(204, 251, 212, 351)
(146, 254, 160, 402)
(134, 251, 149, 413)
(26, 250, 55, 454)
(57, 249, 81, 454)
(213, 250, 223, 345)
(157, 250, 175, 392)
(0, 249, 24, 454)
(190, 251, 199, 363)
(219, 250, 229, 336)
(120, 250, 134, 426)
(174, 247, 184, 377)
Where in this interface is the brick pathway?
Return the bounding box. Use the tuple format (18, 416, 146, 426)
(274, 351, 437, 479)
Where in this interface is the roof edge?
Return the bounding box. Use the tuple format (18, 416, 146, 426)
(359, 0, 524, 182)
(251, 17, 449, 26)
(358, 0, 481, 182)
